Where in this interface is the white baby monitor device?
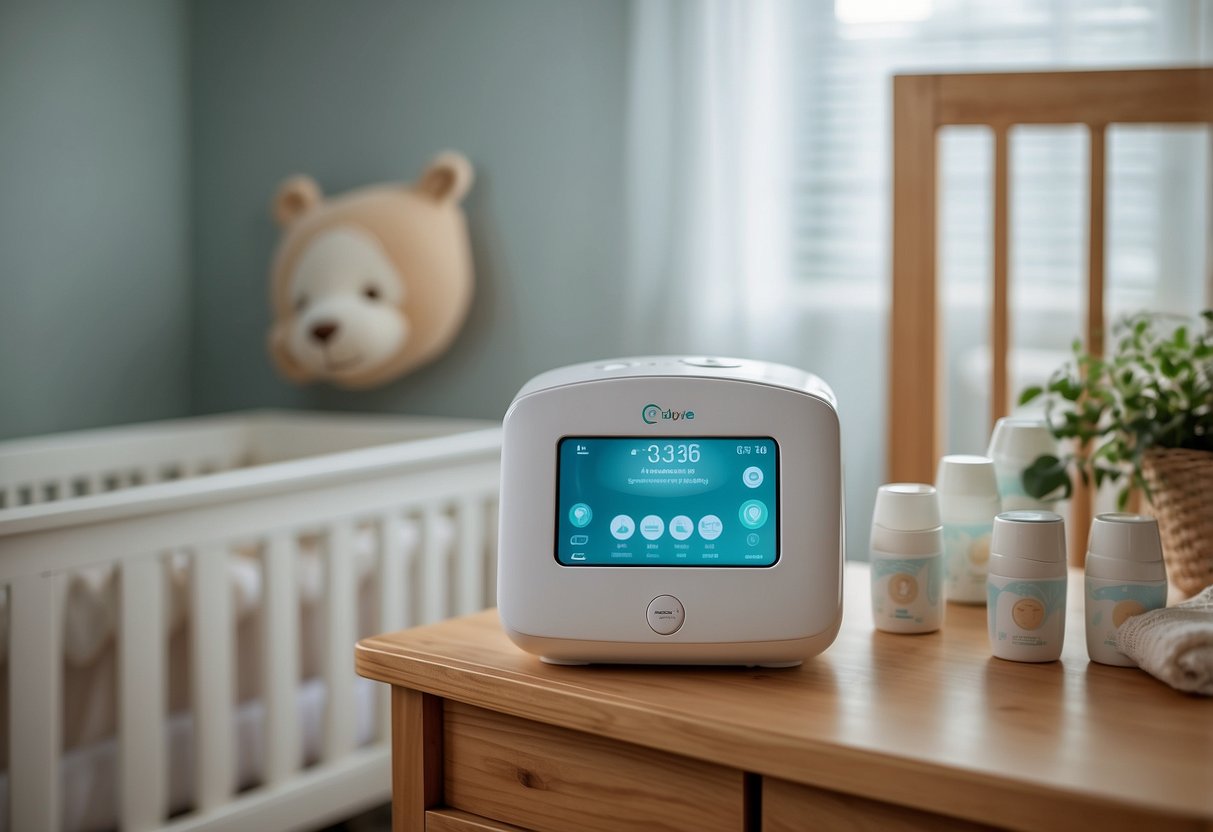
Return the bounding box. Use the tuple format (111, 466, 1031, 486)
(497, 356, 844, 666)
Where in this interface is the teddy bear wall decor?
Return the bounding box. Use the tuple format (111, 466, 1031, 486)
(267, 152, 475, 389)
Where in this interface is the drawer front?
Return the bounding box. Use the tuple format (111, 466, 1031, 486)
(764, 778, 987, 832)
(427, 807, 531, 831)
(444, 701, 745, 832)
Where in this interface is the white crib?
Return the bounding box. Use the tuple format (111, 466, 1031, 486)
(0, 411, 502, 832)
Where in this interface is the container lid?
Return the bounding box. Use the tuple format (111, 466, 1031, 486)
(872, 483, 941, 532)
(991, 510, 1066, 562)
(935, 454, 999, 498)
(1087, 513, 1164, 563)
(987, 417, 1055, 462)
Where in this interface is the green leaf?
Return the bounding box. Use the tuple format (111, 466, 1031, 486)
(1022, 455, 1072, 501)
(1018, 386, 1044, 406)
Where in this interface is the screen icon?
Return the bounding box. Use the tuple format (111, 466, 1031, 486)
(640, 515, 665, 540)
(610, 514, 636, 540)
(697, 514, 723, 540)
(739, 499, 768, 529)
(746, 532, 760, 547)
(570, 552, 587, 561)
(569, 503, 593, 528)
(669, 515, 694, 541)
(570, 534, 589, 546)
(576, 444, 589, 455)
(742, 466, 764, 488)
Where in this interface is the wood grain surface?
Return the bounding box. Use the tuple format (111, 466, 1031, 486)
(359, 563, 1213, 831)
(442, 700, 743, 832)
(425, 808, 530, 832)
(763, 778, 984, 832)
(889, 73, 941, 484)
(393, 688, 444, 832)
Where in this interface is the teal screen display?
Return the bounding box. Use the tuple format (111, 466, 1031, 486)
(556, 437, 779, 567)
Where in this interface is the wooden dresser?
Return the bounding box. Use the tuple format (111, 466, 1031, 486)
(355, 563, 1212, 832)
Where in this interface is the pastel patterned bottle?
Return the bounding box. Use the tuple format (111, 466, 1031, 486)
(988, 510, 1067, 662)
(1085, 513, 1168, 667)
(936, 455, 1001, 605)
(870, 483, 945, 634)
(986, 418, 1056, 511)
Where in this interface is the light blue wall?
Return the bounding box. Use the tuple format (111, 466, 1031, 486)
(0, 0, 191, 440)
(189, 0, 631, 421)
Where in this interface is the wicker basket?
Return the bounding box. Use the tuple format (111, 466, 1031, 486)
(1141, 447, 1213, 597)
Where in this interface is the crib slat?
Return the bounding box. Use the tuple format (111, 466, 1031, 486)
(323, 518, 357, 760)
(420, 505, 448, 625)
(379, 512, 408, 633)
(10, 572, 63, 831)
(455, 497, 486, 616)
(120, 554, 166, 829)
(192, 541, 234, 810)
(263, 531, 301, 785)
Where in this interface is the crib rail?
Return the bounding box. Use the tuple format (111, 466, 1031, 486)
(0, 410, 495, 511)
(1, 426, 501, 831)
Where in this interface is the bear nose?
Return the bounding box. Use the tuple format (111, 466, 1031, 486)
(310, 321, 339, 344)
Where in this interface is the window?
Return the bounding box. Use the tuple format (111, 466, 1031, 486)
(788, 0, 1211, 453)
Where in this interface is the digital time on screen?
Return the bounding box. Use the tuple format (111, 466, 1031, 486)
(555, 437, 779, 567)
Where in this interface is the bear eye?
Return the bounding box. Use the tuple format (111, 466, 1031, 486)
(363, 285, 381, 301)
(294, 294, 308, 312)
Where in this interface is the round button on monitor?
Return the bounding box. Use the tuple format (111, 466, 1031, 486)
(647, 595, 685, 635)
(668, 515, 694, 541)
(639, 514, 665, 540)
(739, 500, 768, 529)
(610, 514, 636, 540)
(568, 503, 592, 528)
(681, 357, 742, 368)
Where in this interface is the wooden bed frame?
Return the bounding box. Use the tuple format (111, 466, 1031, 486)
(889, 67, 1213, 562)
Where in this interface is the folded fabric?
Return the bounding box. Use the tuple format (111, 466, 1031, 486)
(1116, 585, 1213, 696)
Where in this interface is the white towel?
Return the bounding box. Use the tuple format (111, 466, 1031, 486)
(1116, 585, 1213, 696)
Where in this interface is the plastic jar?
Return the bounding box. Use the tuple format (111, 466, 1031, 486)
(870, 483, 945, 634)
(988, 510, 1067, 662)
(936, 454, 1001, 605)
(986, 417, 1056, 511)
(1084, 513, 1168, 667)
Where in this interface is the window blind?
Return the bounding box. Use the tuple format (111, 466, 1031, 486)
(788, 0, 1210, 311)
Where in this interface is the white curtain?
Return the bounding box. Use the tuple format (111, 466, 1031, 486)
(623, 0, 794, 357)
(624, 0, 1212, 560)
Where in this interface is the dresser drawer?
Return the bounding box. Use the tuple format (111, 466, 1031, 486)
(763, 777, 987, 832)
(443, 701, 745, 832)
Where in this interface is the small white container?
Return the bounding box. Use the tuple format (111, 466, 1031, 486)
(870, 483, 945, 634)
(987, 510, 1067, 662)
(987, 418, 1056, 511)
(936, 455, 1001, 605)
(1084, 513, 1168, 667)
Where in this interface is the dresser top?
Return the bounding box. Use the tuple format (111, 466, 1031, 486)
(356, 563, 1212, 829)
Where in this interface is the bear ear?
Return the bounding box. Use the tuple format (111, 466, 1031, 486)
(414, 151, 473, 204)
(273, 175, 322, 227)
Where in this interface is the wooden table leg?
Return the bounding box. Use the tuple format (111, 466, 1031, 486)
(392, 687, 444, 832)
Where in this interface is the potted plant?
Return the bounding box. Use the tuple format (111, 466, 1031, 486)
(1018, 310, 1213, 596)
